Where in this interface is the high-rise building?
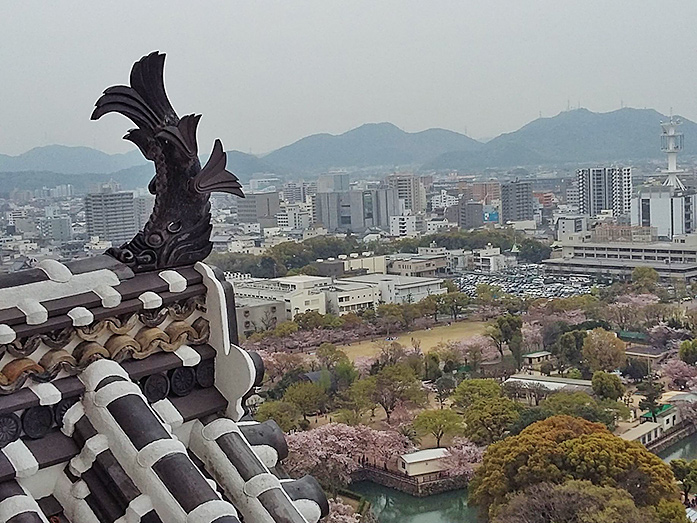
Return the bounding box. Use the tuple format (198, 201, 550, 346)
(500, 180, 534, 223)
(313, 188, 400, 232)
(317, 172, 350, 193)
(458, 200, 484, 229)
(134, 195, 155, 231)
(577, 167, 632, 217)
(237, 192, 281, 229)
(386, 173, 427, 213)
(631, 117, 696, 239)
(84, 191, 137, 245)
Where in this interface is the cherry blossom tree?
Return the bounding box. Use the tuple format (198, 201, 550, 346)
(326, 500, 361, 523)
(285, 424, 362, 496)
(662, 358, 697, 390)
(353, 356, 376, 378)
(443, 437, 484, 478)
(521, 322, 543, 353)
(285, 423, 414, 496)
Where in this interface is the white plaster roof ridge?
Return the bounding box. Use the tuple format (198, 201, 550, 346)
(0, 269, 121, 312)
(38, 259, 72, 283)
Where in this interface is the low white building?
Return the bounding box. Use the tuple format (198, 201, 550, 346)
(472, 244, 511, 273)
(342, 273, 445, 304)
(398, 449, 449, 477)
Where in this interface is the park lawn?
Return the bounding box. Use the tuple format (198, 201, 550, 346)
(338, 320, 487, 360)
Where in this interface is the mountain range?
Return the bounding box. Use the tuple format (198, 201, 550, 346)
(0, 108, 694, 192)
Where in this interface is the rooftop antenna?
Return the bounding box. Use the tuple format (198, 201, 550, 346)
(660, 113, 685, 190)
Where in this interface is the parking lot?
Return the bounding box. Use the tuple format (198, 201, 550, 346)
(457, 264, 600, 299)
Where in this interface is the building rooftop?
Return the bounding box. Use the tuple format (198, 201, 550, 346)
(506, 373, 593, 388)
(523, 351, 552, 358)
(640, 404, 674, 419)
(620, 422, 661, 441)
(342, 273, 444, 286)
(400, 448, 449, 463)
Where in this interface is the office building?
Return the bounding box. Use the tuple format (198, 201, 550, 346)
(84, 190, 137, 245)
(577, 167, 632, 217)
(500, 180, 534, 223)
(313, 188, 400, 232)
(276, 203, 313, 230)
(431, 190, 459, 209)
(237, 192, 281, 229)
(317, 172, 350, 193)
(542, 233, 697, 281)
(386, 173, 427, 213)
(458, 200, 484, 229)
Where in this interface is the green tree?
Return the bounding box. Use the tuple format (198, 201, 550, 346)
(294, 310, 325, 330)
(552, 330, 586, 375)
(488, 314, 523, 360)
(469, 416, 680, 516)
(434, 375, 456, 408)
(582, 328, 626, 372)
(440, 292, 469, 320)
(413, 409, 463, 447)
(256, 400, 301, 432)
(632, 266, 659, 292)
(538, 391, 627, 430)
(333, 361, 358, 391)
(419, 294, 442, 322)
(670, 458, 697, 503)
(424, 352, 442, 381)
(509, 332, 524, 370)
(679, 339, 697, 365)
(272, 321, 299, 338)
(637, 379, 665, 422)
(283, 382, 327, 421)
(451, 378, 502, 409)
(339, 377, 378, 422)
(372, 365, 426, 422)
(316, 342, 348, 369)
(462, 396, 519, 445)
(592, 371, 625, 401)
(493, 480, 666, 523)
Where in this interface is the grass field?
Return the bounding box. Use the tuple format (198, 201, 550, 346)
(338, 320, 487, 360)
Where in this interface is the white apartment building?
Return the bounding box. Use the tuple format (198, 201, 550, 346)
(390, 213, 425, 237)
(431, 190, 459, 210)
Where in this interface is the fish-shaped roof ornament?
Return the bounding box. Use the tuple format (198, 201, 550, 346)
(91, 51, 245, 272)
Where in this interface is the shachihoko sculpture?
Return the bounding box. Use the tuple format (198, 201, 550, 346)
(91, 51, 245, 272)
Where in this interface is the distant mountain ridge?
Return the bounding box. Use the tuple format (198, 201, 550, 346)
(0, 145, 146, 175)
(2, 108, 696, 191)
(263, 122, 482, 172)
(425, 108, 697, 170)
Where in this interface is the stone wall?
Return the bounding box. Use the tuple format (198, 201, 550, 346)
(352, 467, 467, 497)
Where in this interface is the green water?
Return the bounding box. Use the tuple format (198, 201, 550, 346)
(658, 433, 697, 462)
(347, 436, 697, 523)
(350, 482, 478, 523)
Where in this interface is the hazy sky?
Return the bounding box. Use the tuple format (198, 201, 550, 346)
(2, 1, 697, 156)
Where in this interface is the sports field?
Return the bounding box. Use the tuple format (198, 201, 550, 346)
(338, 320, 487, 360)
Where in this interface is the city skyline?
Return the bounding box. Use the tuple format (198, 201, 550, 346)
(2, 1, 697, 156)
